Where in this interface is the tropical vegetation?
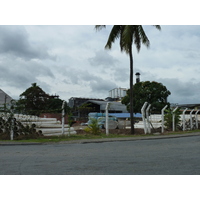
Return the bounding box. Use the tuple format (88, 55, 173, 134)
(95, 25, 161, 134)
(16, 83, 69, 116)
(122, 81, 171, 113)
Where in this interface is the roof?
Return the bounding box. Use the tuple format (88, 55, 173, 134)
(86, 100, 128, 113)
(109, 113, 142, 118)
(0, 89, 12, 106)
(177, 104, 200, 109)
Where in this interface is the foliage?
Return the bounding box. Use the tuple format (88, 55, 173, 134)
(16, 83, 49, 115)
(45, 98, 69, 113)
(84, 118, 101, 135)
(95, 25, 159, 54)
(16, 83, 69, 116)
(164, 108, 181, 131)
(67, 112, 74, 127)
(122, 81, 171, 114)
(77, 103, 93, 119)
(95, 25, 161, 135)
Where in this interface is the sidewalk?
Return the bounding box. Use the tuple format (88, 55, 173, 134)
(1, 132, 200, 146)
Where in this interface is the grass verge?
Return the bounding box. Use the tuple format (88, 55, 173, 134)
(0, 129, 200, 143)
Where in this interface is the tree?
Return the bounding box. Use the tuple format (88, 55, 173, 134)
(77, 102, 93, 119)
(45, 98, 69, 114)
(16, 83, 49, 115)
(122, 81, 171, 114)
(16, 83, 69, 116)
(95, 25, 161, 134)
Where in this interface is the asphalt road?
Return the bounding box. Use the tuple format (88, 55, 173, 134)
(1, 136, 200, 175)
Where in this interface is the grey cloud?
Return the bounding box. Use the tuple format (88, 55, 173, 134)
(158, 78, 200, 104)
(88, 50, 119, 68)
(0, 26, 55, 60)
(88, 50, 129, 82)
(64, 68, 97, 85)
(64, 68, 79, 84)
(64, 67, 117, 93)
(113, 65, 129, 82)
(89, 77, 118, 93)
(0, 59, 55, 90)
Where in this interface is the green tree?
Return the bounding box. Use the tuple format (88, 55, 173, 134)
(16, 83, 50, 115)
(122, 81, 171, 114)
(45, 98, 69, 114)
(16, 83, 69, 116)
(95, 25, 161, 134)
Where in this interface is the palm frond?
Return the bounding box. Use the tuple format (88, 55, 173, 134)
(95, 25, 106, 31)
(120, 26, 127, 52)
(133, 26, 141, 52)
(95, 25, 161, 53)
(121, 25, 134, 54)
(138, 25, 150, 48)
(153, 25, 161, 30)
(105, 25, 122, 49)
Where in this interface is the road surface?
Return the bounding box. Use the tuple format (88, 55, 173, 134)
(1, 136, 200, 175)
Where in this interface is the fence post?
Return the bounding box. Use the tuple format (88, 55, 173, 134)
(161, 105, 168, 133)
(141, 102, 148, 134)
(182, 108, 188, 131)
(195, 110, 199, 129)
(105, 102, 110, 136)
(61, 101, 65, 135)
(190, 109, 194, 130)
(10, 113, 14, 141)
(172, 107, 178, 131)
(146, 104, 151, 134)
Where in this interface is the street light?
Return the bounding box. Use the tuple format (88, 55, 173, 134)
(135, 72, 140, 83)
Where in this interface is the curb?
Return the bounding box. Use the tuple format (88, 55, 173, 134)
(1, 132, 200, 146)
(61, 132, 200, 144)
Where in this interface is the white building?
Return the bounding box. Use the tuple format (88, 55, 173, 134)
(109, 88, 127, 99)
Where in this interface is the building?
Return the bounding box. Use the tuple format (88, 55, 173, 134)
(68, 97, 129, 121)
(84, 100, 128, 113)
(176, 103, 200, 109)
(68, 97, 105, 120)
(0, 89, 12, 107)
(68, 97, 104, 108)
(108, 88, 127, 100)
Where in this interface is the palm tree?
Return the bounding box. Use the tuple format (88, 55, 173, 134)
(95, 25, 161, 134)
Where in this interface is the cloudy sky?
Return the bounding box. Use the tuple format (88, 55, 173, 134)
(0, 25, 200, 104)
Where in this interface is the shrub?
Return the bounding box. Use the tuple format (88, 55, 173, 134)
(84, 118, 101, 135)
(164, 108, 181, 131)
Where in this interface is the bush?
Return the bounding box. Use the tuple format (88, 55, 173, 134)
(164, 108, 181, 131)
(84, 118, 101, 135)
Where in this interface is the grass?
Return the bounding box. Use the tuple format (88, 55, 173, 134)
(1, 129, 200, 143)
(0, 133, 139, 143)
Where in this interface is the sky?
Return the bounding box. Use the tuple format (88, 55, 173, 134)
(1, 25, 200, 104)
(1, 0, 199, 197)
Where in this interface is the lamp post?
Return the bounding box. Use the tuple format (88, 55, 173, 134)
(135, 72, 140, 83)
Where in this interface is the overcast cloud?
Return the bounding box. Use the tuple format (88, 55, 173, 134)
(0, 25, 200, 105)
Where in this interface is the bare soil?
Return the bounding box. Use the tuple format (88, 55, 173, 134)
(72, 123, 147, 135)
(72, 121, 165, 135)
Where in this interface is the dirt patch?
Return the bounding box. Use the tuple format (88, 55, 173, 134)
(73, 124, 145, 135)
(0, 132, 44, 140)
(72, 123, 162, 135)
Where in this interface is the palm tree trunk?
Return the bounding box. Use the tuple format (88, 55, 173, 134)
(129, 45, 135, 134)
